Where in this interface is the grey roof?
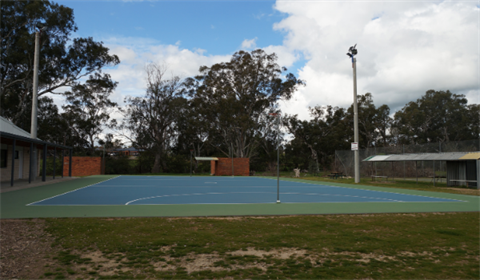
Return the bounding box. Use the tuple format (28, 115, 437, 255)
(363, 152, 480, 162)
(116, 147, 140, 152)
(0, 116, 36, 139)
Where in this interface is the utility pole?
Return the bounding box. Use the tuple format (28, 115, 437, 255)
(347, 44, 360, 183)
(31, 24, 46, 179)
(31, 25, 46, 139)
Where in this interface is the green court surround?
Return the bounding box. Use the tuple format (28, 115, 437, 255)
(1, 175, 479, 219)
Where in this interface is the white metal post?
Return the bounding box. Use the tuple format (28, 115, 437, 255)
(353, 57, 360, 183)
(31, 31, 40, 139)
(30, 30, 42, 179)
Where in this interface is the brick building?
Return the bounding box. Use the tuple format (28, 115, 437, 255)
(195, 157, 250, 176)
(63, 157, 103, 177)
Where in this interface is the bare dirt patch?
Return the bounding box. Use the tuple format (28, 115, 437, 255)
(0, 219, 58, 279)
(230, 247, 307, 259)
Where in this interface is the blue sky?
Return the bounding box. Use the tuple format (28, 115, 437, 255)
(59, 0, 287, 59)
(53, 0, 478, 122)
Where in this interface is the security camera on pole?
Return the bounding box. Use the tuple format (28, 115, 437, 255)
(347, 44, 360, 183)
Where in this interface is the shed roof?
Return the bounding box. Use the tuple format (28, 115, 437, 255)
(195, 157, 218, 161)
(363, 152, 480, 162)
(1, 116, 71, 150)
(0, 116, 36, 139)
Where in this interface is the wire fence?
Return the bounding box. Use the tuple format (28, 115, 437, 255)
(334, 139, 480, 179)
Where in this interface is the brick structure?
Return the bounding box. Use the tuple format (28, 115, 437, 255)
(211, 158, 249, 176)
(63, 156, 102, 177)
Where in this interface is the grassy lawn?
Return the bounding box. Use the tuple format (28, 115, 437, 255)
(38, 212, 479, 279)
(2, 174, 478, 279)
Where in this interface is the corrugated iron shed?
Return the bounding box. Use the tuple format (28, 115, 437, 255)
(363, 152, 480, 162)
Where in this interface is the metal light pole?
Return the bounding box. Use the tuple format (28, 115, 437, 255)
(31, 25, 46, 139)
(276, 115, 280, 203)
(30, 25, 46, 180)
(347, 44, 360, 183)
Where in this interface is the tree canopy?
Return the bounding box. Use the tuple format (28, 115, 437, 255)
(2, 0, 478, 174)
(123, 63, 187, 173)
(392, 90, 478, 144)
(1, 0, 119, 131)
(185, 49, 304, 159)
(1, 0, 120, 154)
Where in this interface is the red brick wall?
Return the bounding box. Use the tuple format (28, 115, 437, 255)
(211, 160, 216, 175)
(211, 158, 249, 176)
(63, 157, 102, 177)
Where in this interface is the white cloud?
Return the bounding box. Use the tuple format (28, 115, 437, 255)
(273, 0, 479, 119)
(263, 45, 298, 68)
(241, 37, 257, 49)
(103, 37, 232, 101)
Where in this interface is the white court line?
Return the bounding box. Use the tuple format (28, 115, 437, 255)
(124, 191, 403, 205)
(27, 175, 121, 206)
(32, 200, 465, 207)
(86, 185, 333, 188)
(260, 177, 467, 202)
(29, 175, 468, 206)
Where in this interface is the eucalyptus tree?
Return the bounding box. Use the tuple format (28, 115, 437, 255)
(185, 49, 304, 158)
(284, 105, 349, 171)
(0, 0, 119, 129)
(466, 104, 480, 139)
(61, 76, 119, 155)
(123, 63, 187, 173)
(393, 90, 475, 144)
(345, 93, 392, 148)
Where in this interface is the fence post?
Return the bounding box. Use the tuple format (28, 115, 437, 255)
(416, 161, 418, 184)
(53, 147, 56, 179)
(403, 144, 405, 180)
(391, 162, 394, 181)
(334, 151, 336, 172)
(11, 139, 16, 187)
(42, 144, 47, 182)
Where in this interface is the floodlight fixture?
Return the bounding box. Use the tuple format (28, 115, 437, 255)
(347, 44, 357, 57)
(36, 23, 47, 32)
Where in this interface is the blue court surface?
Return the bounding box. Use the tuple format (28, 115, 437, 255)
(28, 176, 463, 206)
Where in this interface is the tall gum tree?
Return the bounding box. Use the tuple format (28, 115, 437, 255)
(0, 0, 119, 129)
(123, 64, 186, 173)
(393, 90, 477, 144)
(185, 49, 304, 159)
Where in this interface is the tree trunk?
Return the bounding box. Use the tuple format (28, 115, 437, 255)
(152, 152, 162, 173)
